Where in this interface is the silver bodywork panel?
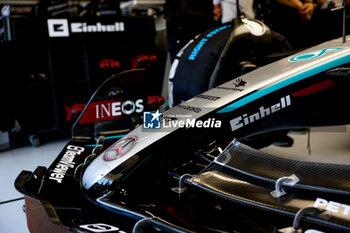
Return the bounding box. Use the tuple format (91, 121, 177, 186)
(83, 37, 350, 189)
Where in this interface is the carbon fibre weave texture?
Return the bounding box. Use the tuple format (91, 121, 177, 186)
(211, 142, 350, 194)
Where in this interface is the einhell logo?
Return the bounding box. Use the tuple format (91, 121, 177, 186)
(79, 99, 143, 124)
(48, 19, 69, 37)
(48, 19, 125, 37)
(230, 95, 291, 131)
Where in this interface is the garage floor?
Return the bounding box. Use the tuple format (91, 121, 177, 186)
(0, 138, 68, 233)
(0, 126, 349, 232)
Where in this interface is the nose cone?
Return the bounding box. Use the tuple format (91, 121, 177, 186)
(82, 158, 112, 189)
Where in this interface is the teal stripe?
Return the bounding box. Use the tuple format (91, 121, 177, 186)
(217, 53, 350, 113)
(85, 134, 126, 147)
(105, 134, 126, 140)
(85, 144, 101, 147)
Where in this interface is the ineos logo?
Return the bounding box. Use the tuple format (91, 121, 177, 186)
(79, 223, 125, 232)
(47, 19, 69, 37)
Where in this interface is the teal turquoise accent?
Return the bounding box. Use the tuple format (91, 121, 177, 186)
(289, 47, 344, 62)
(85, 134, 126, 147)
(218, 51, 350, 113)
(104, 134, 126, 140)
(85, 144, 100, 147)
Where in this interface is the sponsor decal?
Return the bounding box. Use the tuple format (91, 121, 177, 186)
(64, 103, 86, 122)
(230, 95, 291, 131)
(79, 99, 144, 124)
(189, 25, 232, 60)
(48, 19, 124, 37)
(143, 110, 161, 129)
(99, 59, 120, 70)
(49, 145, 85, 183)
(216, 86, 244, 92)
(104, 136, 137, 161)
(71, 22, 124, 33)
(131, 54, 157, 69)
(48, 19, 69, 37)
(314, 198, 350, 217)
(79, 223, 125, 233)
(176, 105, 201, 113)
(289, 47, 345, 62)
(196, 95, 220, 101)
(233, 78, 247, 88)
